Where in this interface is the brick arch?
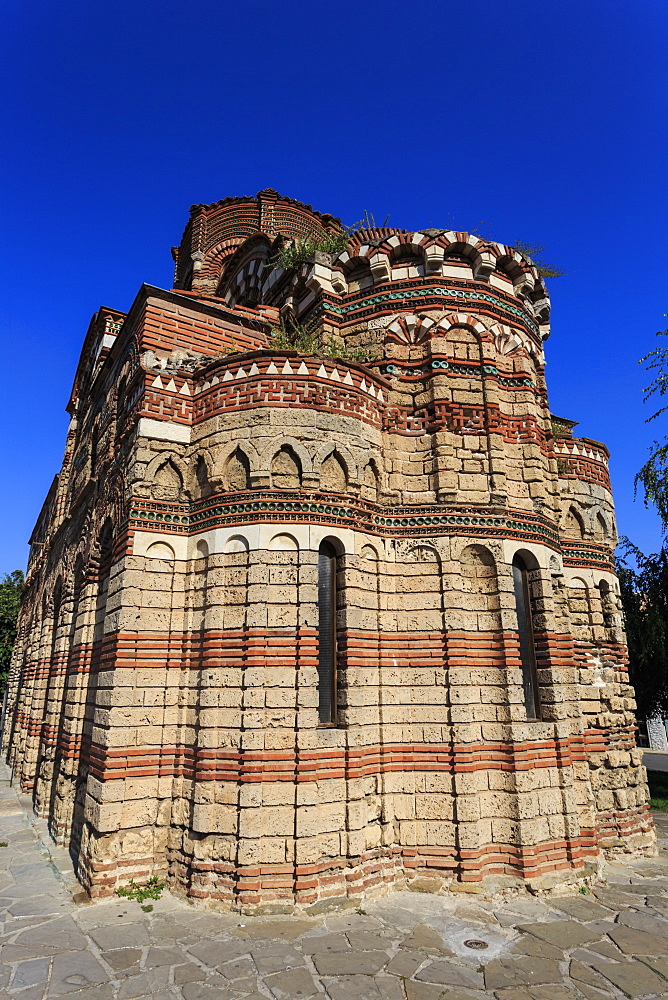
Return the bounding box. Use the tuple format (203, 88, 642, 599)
(432, 312, 489, 339)
(385, 313, 435, 346)
(211, 439, 260, 480)
(193, 238, 248, 290)
(144, 451, 189, 485)
(258, 437, 313, 477)
(219, 236, 272, 304)
(313, 441, 359, 483)
(487, 322, 526, 357)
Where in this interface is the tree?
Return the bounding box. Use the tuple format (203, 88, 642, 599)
(0, 570, 24, 697)
(617, 543, 668, 722)
(636, 327, 668, 531)
(617, 324, 668, 722)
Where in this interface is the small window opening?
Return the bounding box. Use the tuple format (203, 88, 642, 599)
(512, 555, 541, 720)
(317, 541, 338, 724)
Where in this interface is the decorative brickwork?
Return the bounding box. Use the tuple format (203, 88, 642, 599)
(3, 191, 654, 912)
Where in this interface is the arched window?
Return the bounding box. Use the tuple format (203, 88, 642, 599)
(317, 541, 338, 724)
(90, 426, 99, 473)
(512, 555, 541, 720)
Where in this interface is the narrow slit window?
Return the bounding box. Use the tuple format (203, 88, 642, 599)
(317, 541, 337, 724)
(512, 556, 541, 720)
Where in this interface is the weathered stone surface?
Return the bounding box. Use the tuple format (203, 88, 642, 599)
(250, 943, 305, 974)
(180, 980, 239, 1000)
(517, 920, 599, 949)
(509, 935, 564, 961)
(301, 933, 352, 954)
(548, 897, 614, 922)
(404, 985, 449, 1000)
(47, 950, 109, 995)
(14, 916, 88, 955)
(484, 956, 563, 990)
(569, 959, 614, 990)
(311, 951, 389, 976)
(326, 975, 398, 1000)
(173, 962, 208, 985)
(345, 930, 393, 951)
(102, 948, 142, 971)
(590, 957, 668, 997)
(607, 923, 668, 955)
(263, 966, 319, 998)
(187, 937, 250, 966)
(2, 762, 668, 1000)
(617, 907, 668, 938)
(401, 924, 453, 956)
(414, 959, 484, 989)
(10, 958, 50, 990)
(492, 987, 579, 1000)
(88, 922, 151, 950)
(117, 969, 173, 999)
(233, 918, 313, 941)
(385, 948, 425, 978)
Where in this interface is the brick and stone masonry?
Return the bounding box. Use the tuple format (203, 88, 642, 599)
(2, 189, 655, 910)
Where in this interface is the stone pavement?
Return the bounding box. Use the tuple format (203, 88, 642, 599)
(1, 766, 668, 1000)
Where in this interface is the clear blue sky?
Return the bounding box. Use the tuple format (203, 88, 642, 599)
(2, 0, 666, 573)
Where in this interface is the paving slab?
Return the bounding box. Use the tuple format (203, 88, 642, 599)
(47, 949, 110, 995)
(589, 956, 668, 997)
(516, 919, 600, 948)
(493, 987, 580, 1000)
(607, 922, 668, 955)
(483, 955, 563, 990)
(547, 896, 615, 922)
(617, 907, 668, 938)
(264, 965, 319, 998)
(401, 923, 454, 955)
(414, 958, 484, 989)
(312, 950, 389, 975)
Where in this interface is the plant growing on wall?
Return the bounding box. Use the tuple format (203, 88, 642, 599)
(510, 241, 566, 278)
(268, 320, 372, 363)
(269, 226, 355, 271)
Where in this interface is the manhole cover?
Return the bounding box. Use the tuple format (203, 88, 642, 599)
(464, 939, 488, 950)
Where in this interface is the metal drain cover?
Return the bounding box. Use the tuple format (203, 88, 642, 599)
(464, 939, 489, 950)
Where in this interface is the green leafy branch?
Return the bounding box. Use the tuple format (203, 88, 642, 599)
(116, 875, 165, 909)
(636, 327, 668, 534)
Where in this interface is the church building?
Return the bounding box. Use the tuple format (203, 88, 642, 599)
(3, 190, 654, 909)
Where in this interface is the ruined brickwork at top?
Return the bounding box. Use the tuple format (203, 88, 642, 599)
(3, 191, 654, 911)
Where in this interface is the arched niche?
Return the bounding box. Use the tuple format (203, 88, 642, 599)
(225, 534, 250, 553)
(271, 446, 302, 490)
(564, 507, 586, 540)
(225, 448, 251, 491)
(146, 541, 175, 561)
(361, 460, 380, 501)
(459, 544, 501, 628)
(320, 451, 348, 493)
(195, 456, 213, 498)
(268, 533, 299, 552)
